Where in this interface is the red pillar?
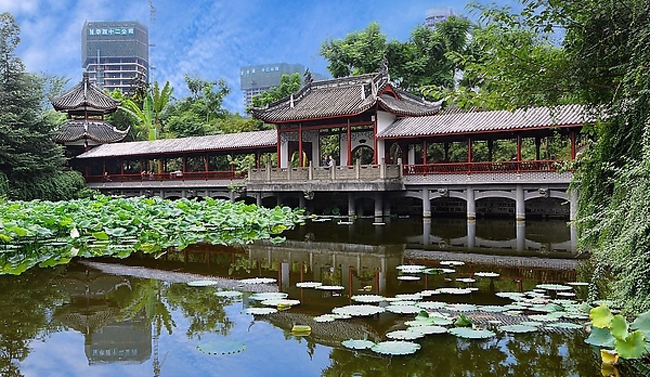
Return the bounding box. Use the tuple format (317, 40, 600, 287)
(298, 123, 303, 167)
(346, 119, 352, 166)
(467, 138, 472, 163)
(423, 140, 428, 165)
(570, 131, 576, 160)
(516, 135, 522, 161)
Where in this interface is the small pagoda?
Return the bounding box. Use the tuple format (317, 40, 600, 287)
(51, 72, 129, 157)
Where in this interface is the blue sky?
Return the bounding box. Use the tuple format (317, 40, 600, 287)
(3, 0, 506, 113)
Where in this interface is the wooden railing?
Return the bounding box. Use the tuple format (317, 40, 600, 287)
(85, 170, 244, 183)
(402, 160, 564, 175)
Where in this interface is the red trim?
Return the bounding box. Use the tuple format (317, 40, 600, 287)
(377, 123, 584, 140)
(571, 131, 576, 160)
(402, 160, 565, 175)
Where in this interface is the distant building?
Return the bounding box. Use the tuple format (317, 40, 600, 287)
(82, 21, 149, 93)
(240, 63, 327, 107)
(424, 7, 467, 29)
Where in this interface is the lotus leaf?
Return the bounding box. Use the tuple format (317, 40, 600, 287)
(447, 304, 477, 312)
(615, 331, 647, 359)
(456, 277, 476, 283)
(249, 292, 288, 301)
(440, 260, 465, 266)
(386, 330, 424, 340)
(500, 325, 538, 333)
(536, 284, 573, 291)
(394, 293, 422, 301)
(423, 268, 444, 275)
(547, 322, 584, 330)
(495, 292, 526, 300)
(528, 314, 560, 322)
(479, 305, 509, 313)
(519, 321, 543, 327)
(391, 300, 420, 306)
(418, 289, 441, 296)
(556, 292, 576, 297)
(396, 275, 420, 281)
(427, 317, 454, 326)
(566, 281, 589, 286)
(332, 305, 385, 317)
(371, 341, 421, 355)
(214, 291, 243, 298)
(441, 268, 456, 274)
(385, 305, 421, 314)
(630, 309, 650, 338)
(197, 340, 246, 355)
(313, 314, 338, 323)
(341, 339, 375, 350)
(296, 281, 323, 288)
(239, 277, 276, 284)
(610, 314, 629, 340)
(474, 272, 500, 278)
(417, 302, 447, 310)
(590, 304, 614, 328)
(187, 280, 219, 287)
(316, 285, 345, 291)
(585, 326, 616, 348)
(396, 264, 426, 272)
(449, 327, 496, 339)
(504, 311, 523, 316)
(437, 287, 472, 295)
(261, 299, 300, 307)
(529, 303, 563, 313)
(408, 325, 448, 335)
(351, 295, 385, 303)
(245, 307, 278, 315)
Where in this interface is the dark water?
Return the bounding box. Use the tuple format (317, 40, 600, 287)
(1, 219, 611, 377)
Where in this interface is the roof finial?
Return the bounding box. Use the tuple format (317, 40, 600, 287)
(303, 68, 313, 85)
(379, 55, 389, 76)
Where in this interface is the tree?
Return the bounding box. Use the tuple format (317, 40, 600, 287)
(121, 80, 173, 141)
(249, 73, 301, 109)
(320, 22, 387, 77)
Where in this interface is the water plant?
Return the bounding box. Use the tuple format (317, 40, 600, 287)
(585, 304, 650, 360)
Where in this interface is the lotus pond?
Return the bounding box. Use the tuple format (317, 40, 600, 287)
(1, 208, 642, 376)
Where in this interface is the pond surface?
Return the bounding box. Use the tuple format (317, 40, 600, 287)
(1, 218, 609, 376)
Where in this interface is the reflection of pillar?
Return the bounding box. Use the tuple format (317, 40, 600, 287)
(467, 219, 476, 249)
(466, 186, 475, 220)
(281, 262, 290, 291)
(348, 193, 355, 217)
(570, 222, 577, 254)
(422, 219, 431, 245)
(515, 185, 525, 220)
(516, 220, 525, 252)
(299, 194, 306, 209)
(422, 190, 431, 218)
(276, 194, 282, 207)
(383, 198, 391, 217)
(374, 193, 383, 218)
(569, 190, 578, 221)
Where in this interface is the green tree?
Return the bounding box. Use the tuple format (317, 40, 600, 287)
(320, 22, 387, 77)
(249, 73, 301, 109)
(121, 80, 173, 141)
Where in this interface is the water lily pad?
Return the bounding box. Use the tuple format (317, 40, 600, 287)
(316, 285, 345, 291)
(441, 268, 456, 274)
(197, 340, 246, 355)
(437, 287, 472, 295)
(249, 292, 288, 301)
(536, 284, 573, 291)
(296, 281, 323, 288)
(386, 330, 424, 340)
(527, 314, 560, 322)
(314, 314, 352, 323)
(495, 292, 526, 300)
(394, 293, 422, 301)
(261, 299, 301, 307)
(332, 305, 385, 317)
(396, 275, 420, 281)
(556, 292, 576, 297)
(479, 305, 509, 313)
(584, 326, 615, 348)
(371, 341, 421, 355)
(245, 307, 278, 315)
(449, 327, 496, 339)
(547, 322, 584, 330)
(519, 321, 543, 327)
(396, 264, 426, 272)
(351, 294, 385, 303)
(475, 272, 500, 278)
(187, 280, 219, 287)
(447, 303, 477, 312)
(385, 305, 421, 314)
(440, 260, 465, 267)
(239, 277, 277, 284)
(416, 301, 447, 310)
(500, 324, 539, 333)
(342, 339, 375, 350)
(566, 282, 589, 286)
(456, 277, 476, 283)
(214, 290, 243, 298)
(418, 289, 440, 297)
(426, 316, 454, 326)
(408, 325, 448, 335)
(390, 300, 420, 306)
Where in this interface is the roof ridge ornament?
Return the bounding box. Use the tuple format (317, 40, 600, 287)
(379, 55, 389, 78)
(303, 68, 313, 86)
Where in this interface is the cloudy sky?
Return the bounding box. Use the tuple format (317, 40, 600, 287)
(3, 0, 500, 113)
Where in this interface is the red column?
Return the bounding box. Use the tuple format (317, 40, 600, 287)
(570, 131, 576, 160)
(298, 123, 303, 167)
(467, 138, 472, 162)
(516, 135, 522, 161)
(423, 140, 428, 165)
(346, 119, 352, 166)
(256, 150, 261, 169)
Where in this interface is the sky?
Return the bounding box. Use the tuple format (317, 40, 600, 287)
(2, 0, 504, 113)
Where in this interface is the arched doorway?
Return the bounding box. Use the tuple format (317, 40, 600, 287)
(352, 145, 374, 165)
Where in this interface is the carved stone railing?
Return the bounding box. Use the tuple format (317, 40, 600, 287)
(248, 159, 402, 182)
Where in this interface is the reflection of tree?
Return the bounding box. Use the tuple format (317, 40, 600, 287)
(0, 269, 64, 377)
(164, 284, 233, 339)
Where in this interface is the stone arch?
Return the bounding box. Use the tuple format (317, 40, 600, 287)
(389, 196, 422, 216)
(261, 196, 278, 208)
(281, 195, 300, 208)
(475, 196, 516, 218)
(524, 197, 569, 219)
(351, 145, 374, 165)
(353, 196, 375, 217)
(430, 197, 467, 217)
(163, 191, 183, 199)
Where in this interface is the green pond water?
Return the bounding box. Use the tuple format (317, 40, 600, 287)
(0, 218, 619, 376)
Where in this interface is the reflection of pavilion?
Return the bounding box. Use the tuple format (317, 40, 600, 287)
(52, 270, 152, 365)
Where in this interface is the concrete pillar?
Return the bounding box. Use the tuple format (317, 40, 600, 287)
(422, 219, 431, 245)
(516, 220, 525, 252)
(570, 222, 578, 254)
(515, 185, 525, 220)
(374, 193, 383, 218)
(422, 190, 431, 218)
(348, 193, 356, 217)
(466, 186, 475, 220)
(256, 194, 262, 206)
(408, 145, 416, 165)
(467, 219, 476, 249)
(569, 190, 578, 221)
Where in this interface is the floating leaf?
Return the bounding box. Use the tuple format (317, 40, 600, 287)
(187, 280, 219, 287)
(527, 314, 560, 322)
(584, 326, 615, 348)
(449, 327, 496, 339)
(386, 330, 424, 340)
(456, 278, 476, 283)
(417, 301, 447, 310)
(197, 340, 246, 355)
(245, 307, 278, 315)
(314, 314, 351, 322)
(214, 290, 243, 298)
(479, 305, 509, 313)
(332, 305, 385, 317)
(630, 310, 650, 338)
(261, 299, 300, 307)
(371, 341, 421, 355)
(536, 284, 573, 291)
(249, 292, 288, 301)
(475, 272, 500, 278)
(316, 285, 345, 291)
(352, 294, 385, 303)
(385, 305, 421, 314)
(408, 325, 448, 335)
(519, 321, 543, 327)
(394, 293, 422, 301)
(447, 304, 477, 312)
(616, 331, 647, 359)
(440, 260, 464, 266)
(418, 289, 440, 297)
(396, 264, 426, 272)
(239, 277, 276, 284)
(500, 325, 539, 333)
(396, 275, 420, 281)
(547, 322, 584, 330)
(437, 287, 472, 295)
(610, 315, 629, 340)
(342, 339, 375, 350)
(590, 304, 614, 328)
(296, 281, 323, 288)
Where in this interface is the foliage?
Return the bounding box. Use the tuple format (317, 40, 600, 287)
(249, 73, 301, 109)
(586, 304, 649, 359)
(121, 80, 173, 141)
(0, 195, 304, 275)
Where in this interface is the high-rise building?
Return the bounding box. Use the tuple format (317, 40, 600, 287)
(240, 63, 327, 107)
(424, 7, 466, 29)
(82, 21, 149, 93)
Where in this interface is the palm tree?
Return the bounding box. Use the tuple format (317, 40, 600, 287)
(122, 81, 173, 141)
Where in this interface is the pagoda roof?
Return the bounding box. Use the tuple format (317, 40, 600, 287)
(251, 72, 442, 123)
(76, 129, 277, 159)
(51, 73, 120, 113)
(377, 104, 586, 139)
(53, 120, 129, 144)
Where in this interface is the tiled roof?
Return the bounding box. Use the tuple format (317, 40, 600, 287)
(251, 72, 440, 122)
(51, 73, 120, 113)
(378, 104, 586, 139)
(53, 120, 129, 144)
(76, 129, 277, 159)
